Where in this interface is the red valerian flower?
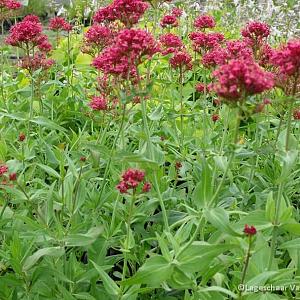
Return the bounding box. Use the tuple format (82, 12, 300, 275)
(84, 24, 111, 51)
(116, 168, 149, 194)
(225, 40, 253, 60)
(171, 7, 183, 17)
(159, 33, 183, 55)
(195, 83, 206, 92)
(20, 53, 54, 72)
(160, 15, 178, 28)
(142, 182, 151, 193)
(189, 32, 224, 53)
(293, 109, 300, 120)
(271, 39, 300, 77)
(170, 50, 192, 71)
(0, 165, 8, 176)
(202, 47, 229, 68)
(241, 21, 270, 41)
(194, 14, 216, 30)
(49, 17, 72, 32)
(94, 0, 149, 28)
(9, 173, 17, 181)
(89, 96, 108, 111)
(19, 132, 26, 142)
(92, 28, 159, 78)
(211, 114, 220, 122)
(244, 224, 257, 236)
(0, 0, 21, 10)
(212, 59, 274, 102)
(5, 15, 52, 53)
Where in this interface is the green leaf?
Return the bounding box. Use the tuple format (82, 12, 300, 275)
(121, 256, 173, 286)
(37, 164, 61, 179)
(176, 242, 236, 273)
(91, 261, 120, 296)
(31, 117, 67, 132)
(198, 286, 237, 299)
(192, 160, 212, 208)
(63, 226, 103, 246)
(23, 247, 65, 271)
(204, 207, 242, 237)
(279, 238, 300, 250)
(148, 104, 164, 121)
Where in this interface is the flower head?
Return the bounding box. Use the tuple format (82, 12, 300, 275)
(159, 33, 183, 55)
(19, 132, 26, 142)
(244, 224, 257, 236)
(0, 165, 8, 176)
(160, 15, 178, 28)
(94, 0, 149, 28)
(169, 50, 192, 71)
(171, 7, 183, 18)
(271, 39, 300, 77)
(212, 59, 274, 102)
(89, 96, 108, 111)
(241, 21, 270, 41)
(49, 17, 72, 32)
(194, 14, 216, 30)
(117, 168, 149, 194)
(0, 0, 21, 10)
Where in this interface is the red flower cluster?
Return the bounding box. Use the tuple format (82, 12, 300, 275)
(84, 24, 111, 48)
(189, 32, 224, 53)
(5, 15, 52, 53)
(0, 0, 21, 9)
(160, 15, 178, 28)
(171, 7, 183, 18)
(94, 0, 149, 28)
(293, 109, 300, 120)
(241, 21, 270, 41)
(194, 14, 216, 30)
(169, 50, 192, 71)
(244, 224, 257, 236)
(93, 28, 159, 78)
(202, 47, 228, 68)
(19, 132, 26, 142)
(49, 17, 72, 32)
(226, 40, 253, 60)
(212, 59, 274, 102)
(195, 83, 206, 92)
(0, 164, 8, 176)
(89, 96, 108, 111)
(159, 33, 183, 55)
(271, 40, 300, 77)
(20, 53, 54, 72)
(116, 168, 151, 194)
(211, 114, 220, 122)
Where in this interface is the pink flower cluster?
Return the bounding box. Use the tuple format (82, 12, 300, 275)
(5, 15, 51, 53)
(89, 96, 108, 111)
(0, 0, 21, 10)
(0, 165, 8, 176)
(160, 15, 178, 28)
(170, 50, 192, 71)
(241, 21, 270, 41)
(92, 28, 159, 78)
(116, 168, 151, 194)
(171, 7, 183, 18)
(159, 33, 183, 55)
(271, 39, 300, 77)
(189, 32, 224, 53)
(212, 59, 274, 102)
(94, 0, 149, 28)
(194, 14, 216, 30)
(20, 53, 54, 72)
(49, 17, 72, 32)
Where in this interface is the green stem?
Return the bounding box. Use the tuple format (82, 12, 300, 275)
(179, 66, 184, 150)
(285, 99, 294, 152)
(96, 105, 127, 208)
(238, 236, 253, 299)
(268, 181, 284, 270)
(141, 98, 170, 231)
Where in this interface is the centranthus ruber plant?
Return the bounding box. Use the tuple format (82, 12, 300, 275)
(2, 1, 300, 299)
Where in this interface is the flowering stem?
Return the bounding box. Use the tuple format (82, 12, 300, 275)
(96, 105, 127, 209)
(285, 99, 294, 152)
(141, 98, 169, 231)
(1, 19, 7, 110)
(268, 181, 284, 270)
(121, 190, 136, 283)
(179, 66, 184, 150)
(238, 235, 253, 299)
